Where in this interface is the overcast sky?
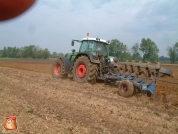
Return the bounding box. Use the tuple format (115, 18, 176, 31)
(0, 0, 178, 56)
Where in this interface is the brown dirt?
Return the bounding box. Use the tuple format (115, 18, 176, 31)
(0, 60, 178, 134)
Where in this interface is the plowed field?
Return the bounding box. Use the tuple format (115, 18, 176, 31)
(0, 60, 178, 134)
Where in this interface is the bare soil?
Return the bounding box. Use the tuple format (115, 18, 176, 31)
(0, 60, 178, 134)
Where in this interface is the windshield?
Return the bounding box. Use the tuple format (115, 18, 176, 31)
(94, 42, 108, 56)
(79, 40, 95, 52)
(79, 40, 108, 56)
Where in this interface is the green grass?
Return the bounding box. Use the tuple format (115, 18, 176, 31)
(154, 111, 161, 116)
(56, 115, 63, 121)
(27, 106, 34, 113)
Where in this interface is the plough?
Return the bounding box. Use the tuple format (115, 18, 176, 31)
(103, 61, 173, 97)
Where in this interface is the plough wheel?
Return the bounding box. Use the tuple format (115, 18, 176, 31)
(118, 80, 134, 97)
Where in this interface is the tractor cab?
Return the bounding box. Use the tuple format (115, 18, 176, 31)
(71, 37, 110, 58)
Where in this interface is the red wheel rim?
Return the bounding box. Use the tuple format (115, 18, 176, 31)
(121, 84, 127, 94)
(76, 63, 87, 78)
(54, 63, 61, 75)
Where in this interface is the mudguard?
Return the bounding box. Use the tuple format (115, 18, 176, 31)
(75, 52, 100, 64)
(59, 56, 73, 74)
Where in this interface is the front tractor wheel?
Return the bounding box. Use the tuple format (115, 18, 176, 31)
(51, 58, 67, 78)
(118, 80, 134, 97)
(73, 56, 98, 83)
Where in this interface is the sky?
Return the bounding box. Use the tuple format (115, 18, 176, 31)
(0, 0, 178, 56)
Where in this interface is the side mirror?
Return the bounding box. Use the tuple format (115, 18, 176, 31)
(71, 40, 74, 46)
(71, 49, 75, 53)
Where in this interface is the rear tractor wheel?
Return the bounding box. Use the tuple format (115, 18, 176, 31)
(72, 56, 98, 83)
(118, 80, 134, 97)
(51, 58, 68, 78)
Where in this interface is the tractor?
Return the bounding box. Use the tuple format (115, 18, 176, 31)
(51, 37, 114, 83)
(51, 36, 173, 97)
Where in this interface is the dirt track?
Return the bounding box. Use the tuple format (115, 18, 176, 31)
(0, 60, 178, 134)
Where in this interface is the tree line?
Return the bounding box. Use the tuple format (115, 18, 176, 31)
(0, 45, 64, 59)
(109, 38, 178, 63)
(0, 38, 177, 63)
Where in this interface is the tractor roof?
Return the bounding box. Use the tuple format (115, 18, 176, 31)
(82, 37, 109, 44)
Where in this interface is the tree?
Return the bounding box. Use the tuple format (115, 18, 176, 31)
(12, 47, 18, 58)
(139, 38, 159, 62)
(122, 51, 132, 61)
(51, 52, 58, 58)
(167, 42, 178, 63)
(43, 48, 50, 59)
(2, 47, 7, 57)
(16, 48, 23, 58)
(159, 56, 169, 62)
(0, 45, 52, 59)
(0, 50, 2, 57)
(131, 43, 142, 61)
(109, 39, 131, 61)
(57, 53, 64, 57)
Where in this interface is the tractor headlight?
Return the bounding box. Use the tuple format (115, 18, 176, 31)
(110, 57, 113, 62)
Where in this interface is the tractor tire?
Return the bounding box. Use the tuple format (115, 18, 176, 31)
(118, 80, 134, 97)
(72, 56, 98, 83)
(51, 58, 68, 78)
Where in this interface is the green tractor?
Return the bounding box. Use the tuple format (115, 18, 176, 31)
(51, 37, 115, 83)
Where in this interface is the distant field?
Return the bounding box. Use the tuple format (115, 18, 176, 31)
(0, 58, 53, 60)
